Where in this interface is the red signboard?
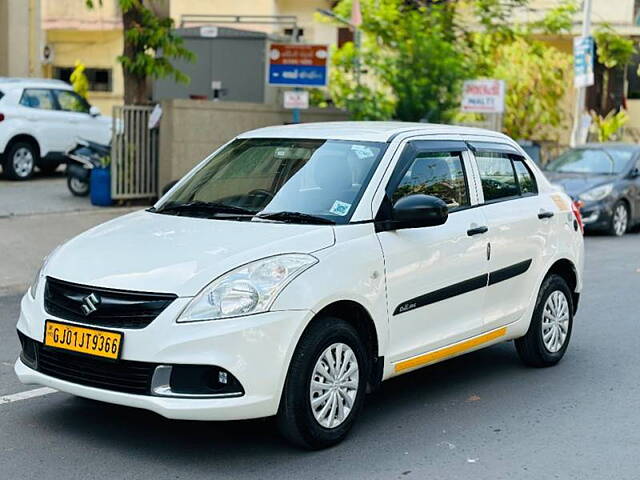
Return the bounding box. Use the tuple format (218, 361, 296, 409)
(268, 44, 329, 87)
(269, 44, 328, 67)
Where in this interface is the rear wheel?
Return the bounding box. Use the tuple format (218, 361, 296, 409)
(608, 201, 629, 237)
(67, 175, 90, 196)
(3, 142, 37, 180)
(277, 317, 368, 449)
(515, 274, 573, 367)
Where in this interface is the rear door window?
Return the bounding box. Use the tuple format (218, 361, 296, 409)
(475, 152, 519, 201)
(19, 89, 56, 110)
(513, 159, 538, 195)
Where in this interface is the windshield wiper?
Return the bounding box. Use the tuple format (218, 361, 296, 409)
(255, 211, 336, 225)
(155, 201, 255, 218)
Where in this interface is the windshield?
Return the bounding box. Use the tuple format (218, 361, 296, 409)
(546, 148, 632, 174)
(156, 138, 386, 224)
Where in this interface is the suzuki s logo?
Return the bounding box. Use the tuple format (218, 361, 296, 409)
(81, 293, 100, 316)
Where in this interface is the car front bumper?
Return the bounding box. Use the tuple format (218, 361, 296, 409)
(15, 293, 311, 421)
(579, 198, 615, 231)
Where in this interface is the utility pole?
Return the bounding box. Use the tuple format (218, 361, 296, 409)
(570, 0, 593, 147)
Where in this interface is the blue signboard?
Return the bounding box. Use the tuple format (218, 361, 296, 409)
(574, 36, 594, 88)
(268, 44, 329, 88)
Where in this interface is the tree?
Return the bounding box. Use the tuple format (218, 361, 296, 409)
(325, 0, 469, 122)
(593, 25, 636, 115)
(86, 0, 195, 105)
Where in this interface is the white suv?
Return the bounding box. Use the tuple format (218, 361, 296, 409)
(16, 122, 584, 449)
(0, 78, 112, 180)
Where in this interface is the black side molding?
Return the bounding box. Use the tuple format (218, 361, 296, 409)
(393, 259, 533, 316)
(488, 259, 532, 286)
(393, 274, 488, 315)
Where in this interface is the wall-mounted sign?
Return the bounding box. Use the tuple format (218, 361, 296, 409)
(268, 44, 329, 87)
(283, 90, 309, 109)
(574, 36, 594, 88)
(461, 79, 505, 113)
(200, 26, 218, 38)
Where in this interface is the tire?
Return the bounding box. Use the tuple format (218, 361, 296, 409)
(608, 201, 629, 237)
(3, 141, 37, 180)
(515, 274, 573, 368)
(67, 175, 90, 196)
(277, 316, 369, 449)
(38, 162, 61, 175)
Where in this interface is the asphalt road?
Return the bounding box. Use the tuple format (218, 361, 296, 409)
(1, 233, 639, 479)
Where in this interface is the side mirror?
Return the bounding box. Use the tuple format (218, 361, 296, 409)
(89, 106, 101, 117)
(378, 194, 448, 231)
(630, 167, 640, 179)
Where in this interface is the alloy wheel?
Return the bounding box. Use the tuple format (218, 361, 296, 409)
(12, 147, 34, 178)
(541, 290, 570, 353)
(613, 204, 628, 236)
(309, 342, 359, 429)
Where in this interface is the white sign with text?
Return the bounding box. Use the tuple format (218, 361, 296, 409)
(283, 90, 309, 109)
(461, 79, 505, 113)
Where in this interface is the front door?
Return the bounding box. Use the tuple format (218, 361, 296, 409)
(376, 140, 490, 365)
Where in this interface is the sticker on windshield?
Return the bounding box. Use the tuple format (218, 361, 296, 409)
(330, 200, 352, 216)
(351, 145, 376, 159)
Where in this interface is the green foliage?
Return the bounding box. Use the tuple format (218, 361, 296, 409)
(70, 60, 89, 99)
(590, 109, 629, 142)
(593, 25, 636, 69)
(326, 0, 469, 122)
(86, 0, 194, 103)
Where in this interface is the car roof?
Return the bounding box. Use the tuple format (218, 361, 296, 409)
(0, 77, 72, 90)
(238, 121, 514, 143)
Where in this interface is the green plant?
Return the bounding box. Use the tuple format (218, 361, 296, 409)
(70, 60, 89, 99)
(86, 0, 195, 105)
(590, 109, 629, 142)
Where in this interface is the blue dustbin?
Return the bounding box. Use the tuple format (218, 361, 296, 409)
(90, 167, 113, 206)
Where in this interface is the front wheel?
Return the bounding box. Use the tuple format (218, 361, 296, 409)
(3, 142, 37, 180)
(515, 274, 573, 367)
(277, 317, 369, 449)
(608, 201, 629, 237)
(67, 175, 90, 196)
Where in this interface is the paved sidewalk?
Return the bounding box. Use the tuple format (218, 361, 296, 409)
(0, 207, 139, 295)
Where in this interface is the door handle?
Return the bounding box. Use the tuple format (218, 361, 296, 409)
(467, 226, 488, 236)
(538, 211, 554, 219)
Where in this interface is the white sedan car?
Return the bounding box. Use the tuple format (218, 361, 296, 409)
(16, 122, 584, 449)
(0, 78, 112, 179)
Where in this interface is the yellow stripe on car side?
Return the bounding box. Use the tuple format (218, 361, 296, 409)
(394, 326, 508, 373)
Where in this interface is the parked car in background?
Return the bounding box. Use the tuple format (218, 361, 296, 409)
(544, 144, 640, 236)
(0, 78, 113, 180)
(17, 122, 584, 449)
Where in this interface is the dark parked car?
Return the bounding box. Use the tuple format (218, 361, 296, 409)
(544, 144, 640, 236)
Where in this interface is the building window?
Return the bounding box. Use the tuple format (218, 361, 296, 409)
(53, 67, 113, 92)
(283, 28, 304, 41)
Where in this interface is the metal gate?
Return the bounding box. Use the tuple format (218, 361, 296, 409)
(111, 105, 159, 200)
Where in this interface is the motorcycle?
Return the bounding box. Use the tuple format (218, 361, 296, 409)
(66, 140, 111, 196)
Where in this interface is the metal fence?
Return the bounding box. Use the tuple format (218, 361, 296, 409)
(111, 105, 159, 200)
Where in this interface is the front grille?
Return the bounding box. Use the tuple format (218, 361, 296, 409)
(44, 277, 177, 329)
(19, 332, 156, 395)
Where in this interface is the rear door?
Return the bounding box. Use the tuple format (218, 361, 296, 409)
(376, 139, 490, 365)
(469, 141, 551, 330)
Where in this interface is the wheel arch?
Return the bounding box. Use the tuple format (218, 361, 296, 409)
(6, 134, 41, 159)
(305, 300, 383, 392)
(545, 258, 579, 314)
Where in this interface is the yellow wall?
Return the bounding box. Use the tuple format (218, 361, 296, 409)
(45, 29, 123, 115)
(0, 0, 41, 77)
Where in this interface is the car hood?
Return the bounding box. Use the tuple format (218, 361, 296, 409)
(543, 171, 616, 198)
(46, 210, 335, 296)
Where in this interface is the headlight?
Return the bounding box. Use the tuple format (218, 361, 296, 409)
(29, 246, 60, 299)
(178, 254, 318, 322)
(579, 183, 614, 202)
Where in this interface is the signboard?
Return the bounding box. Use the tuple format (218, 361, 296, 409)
(268, 44, 329, 87)
(283, 90, 309, 109)
(574, 36, 594, 88)
(200, 26, 218, 38)
(461, 79, 505, 113)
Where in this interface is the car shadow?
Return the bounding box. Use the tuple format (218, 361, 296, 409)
(30, 341, 532, 461)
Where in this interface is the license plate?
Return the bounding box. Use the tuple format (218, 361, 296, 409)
(44, 320, 123, 360)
